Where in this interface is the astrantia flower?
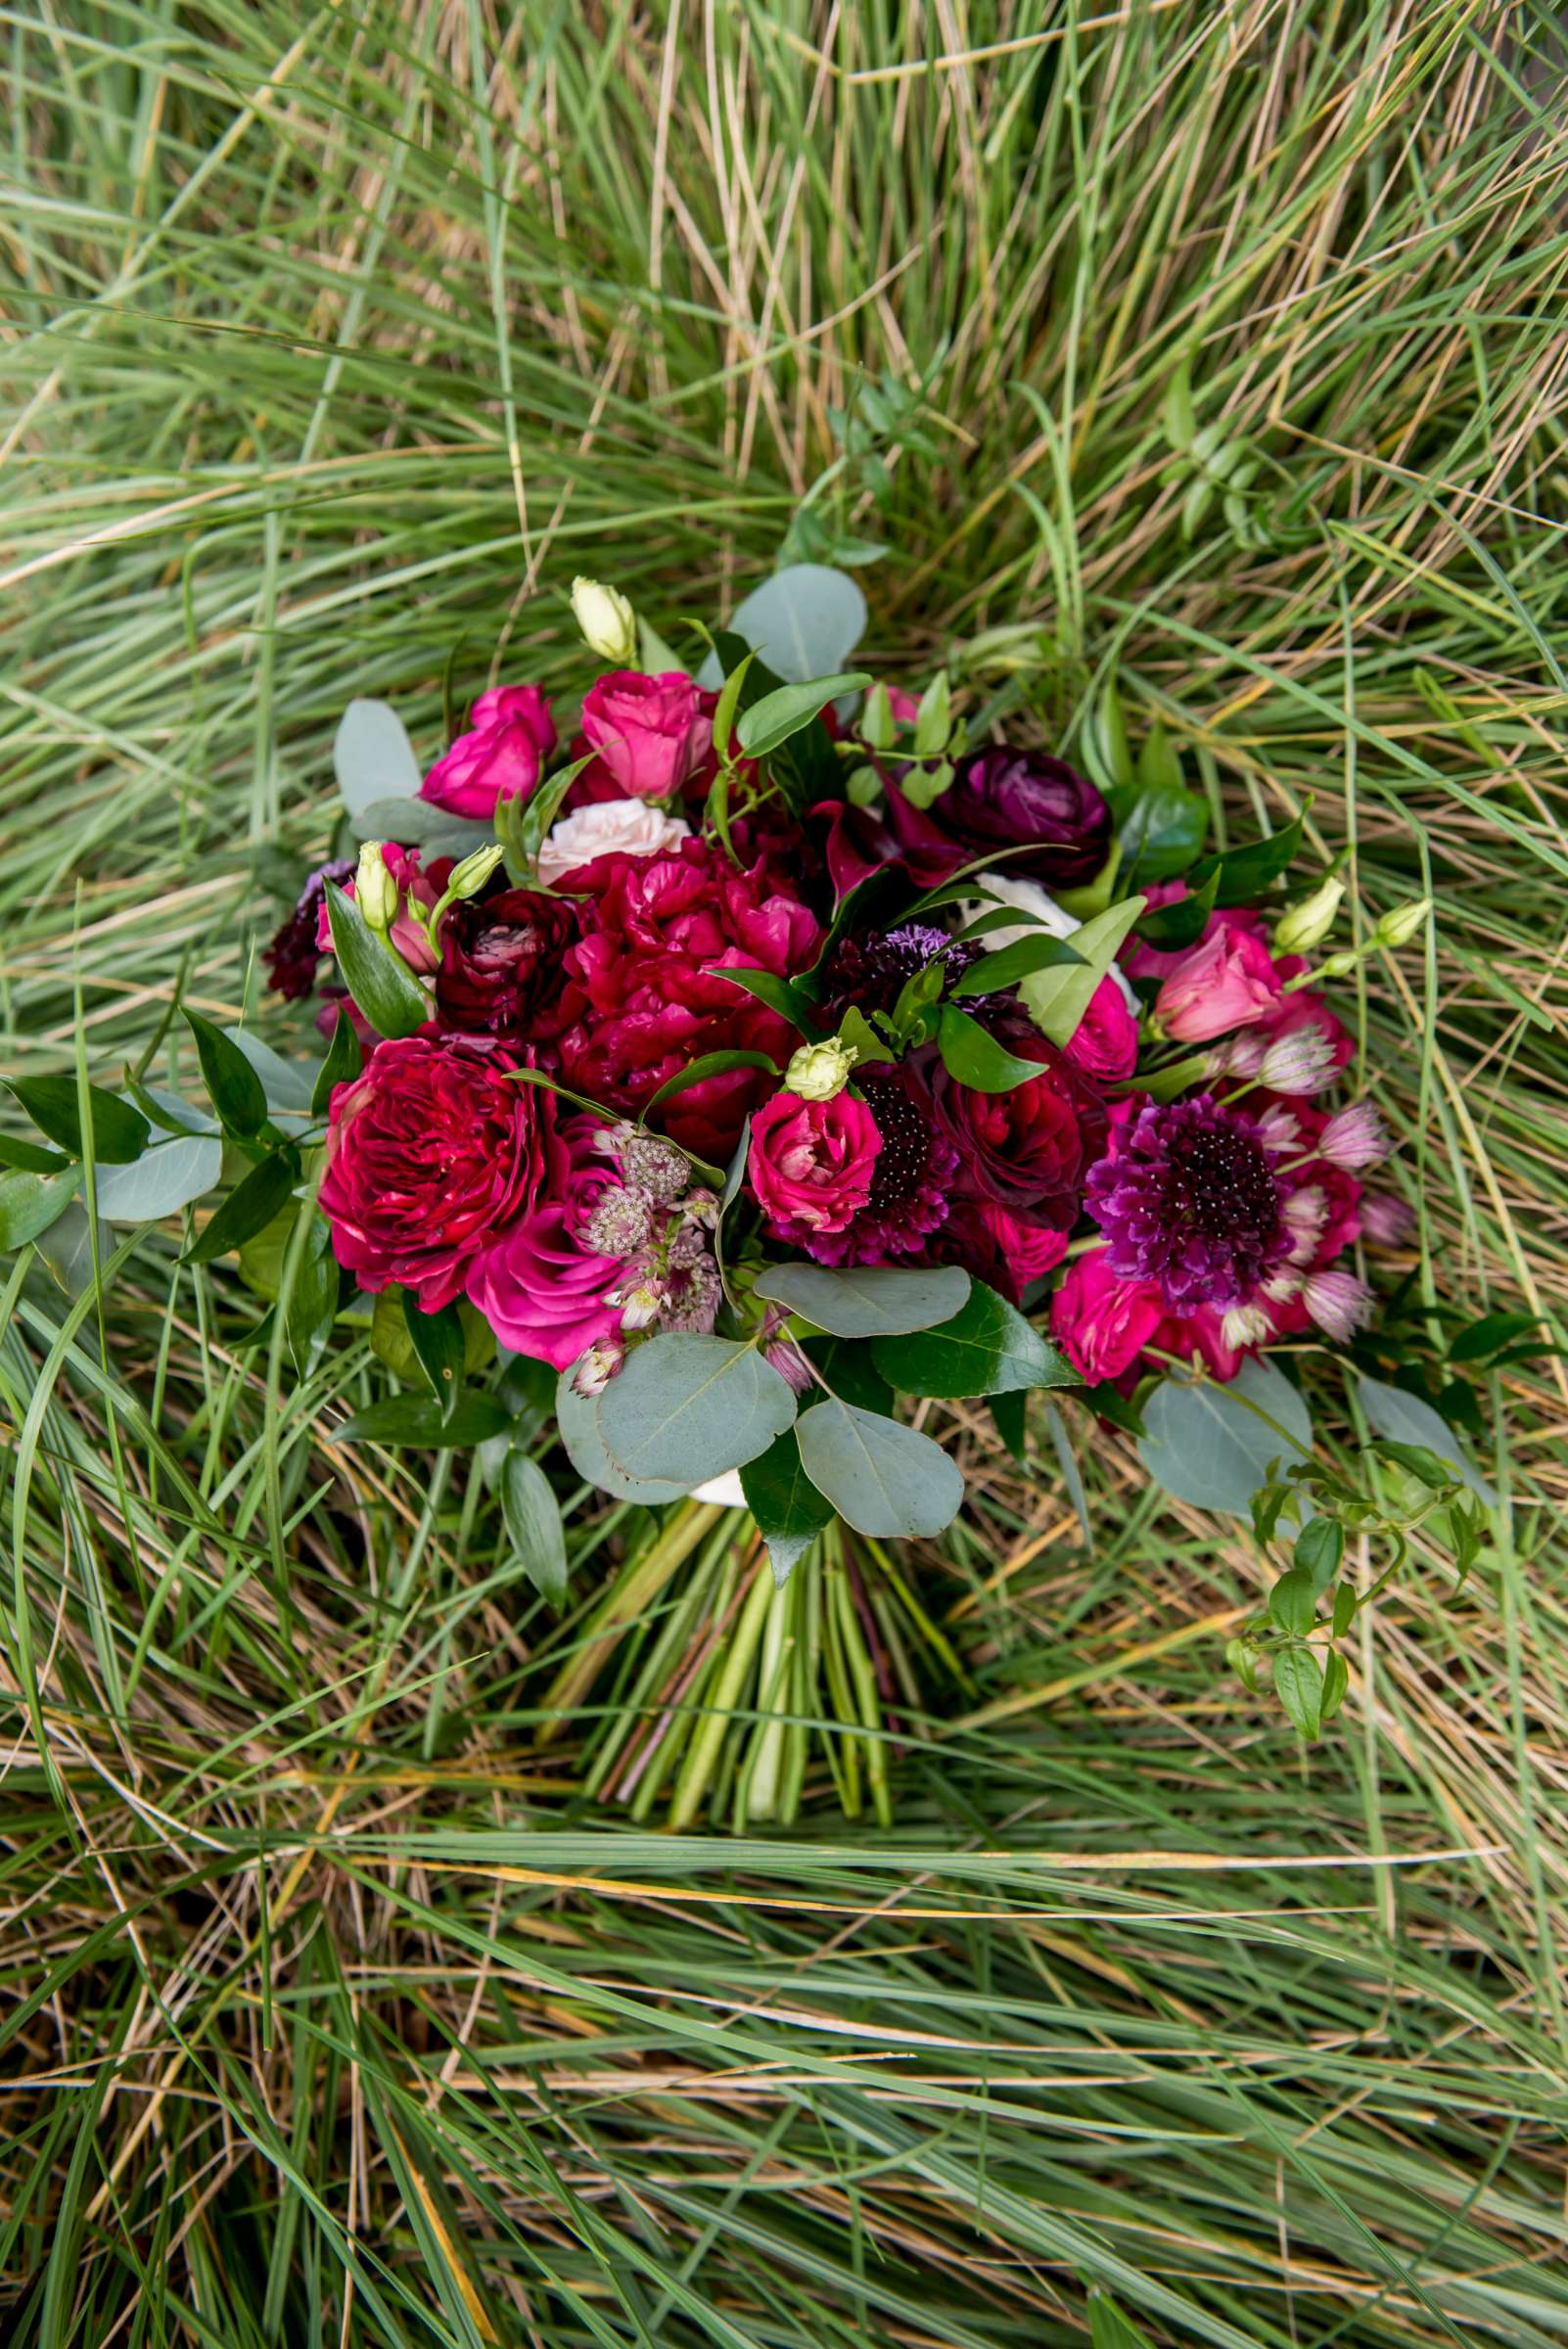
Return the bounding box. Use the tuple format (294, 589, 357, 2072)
(1085, 1093, 1293, 1314)
(1315, 1102, 1390, 1171)
(809, 1063, 957, 1266)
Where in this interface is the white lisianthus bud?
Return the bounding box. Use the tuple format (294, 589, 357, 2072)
(354, 842, 399, 938)
(1273, 875, 1345, 956)
(785, 1038, 858, 1101)
(1374, 897, 1432, 950)
(571, 576, 638, 667)
(446, 843, 505, 900)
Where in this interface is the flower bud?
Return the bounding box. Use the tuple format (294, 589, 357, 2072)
(1375, 898, 1432, 950)
(1273, 874, 1345, 956)
(784, 1038, 858, 1102)
(353, 842, 399, 938)
(571, 576, 638, 667)
(445, 843, 505, 901)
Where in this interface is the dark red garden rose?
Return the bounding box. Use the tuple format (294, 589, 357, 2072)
(264, 859, 353, 999)
(553, 837, 822, 1160)
(815, 746, 1111, 897)
(435, 886, 577, 1039)
(929, 1030, 1108, 1229)
(318, 1035, 538, 1311)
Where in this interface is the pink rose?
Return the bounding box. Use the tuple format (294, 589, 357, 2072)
(466, 1110, 625, 1371)
(1155, 924, 1281, 1042)
(985, 1207, 1071, 1290)
(748, 1089, 881, 1246)
(1049, 1248, 1165, 1384)
(420, 685, 557, 817)
(315, 844, 447, 976)
(579, 670, 715, 801)
(1063, 976, 1138, 1081)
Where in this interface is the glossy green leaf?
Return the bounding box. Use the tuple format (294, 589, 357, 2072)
(934, 1004, 1042, 1091)
(311, 1011, 361, 1115)
(182, 1011, 269, 1138)
(182, 1149, 300, 1266)
(1020, 897, 1147, 1048)
(0, 1163, 81, 1252)
(1293, 1515, 1344, 1590)
(641, 1048, 777, 1121)
(1268, 1567, 1315, 1635)
(735, 670, 870, 760)
(338, 1390, 510, 1448)
(1188, 809, 1306, 905)
(8, 1076, 150, 1165)
(949, 933, 1083, 994)
(1272, 1645, 1322, 1740)
(402, 1293, 466, 1422)
(703, 963, 823, 1037)
(500, 1451, 569, 1605)
(739, 1426, 836, 1587)
(870, 1279, 1078, 1399)
(324, 884, 431, 1040)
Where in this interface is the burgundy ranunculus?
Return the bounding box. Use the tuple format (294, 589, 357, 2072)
(553, 838, 822, 1161)
(318, 1036, 536, 1311)
(578, 670, 715, 801)
(929, 1031, 1107, 1230)
(747, 1088, 881, 1250)
(265, 858, 354, 999)
(435, 887, 577, 1039)
(420, 685, 557, 818)
(887, 747, 1111, 888)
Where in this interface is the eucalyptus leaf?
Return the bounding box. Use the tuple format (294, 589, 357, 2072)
(348, 798, 495, 858)
(95, 1089, 222, 1222)
(500, 1451, 569, 1605)
(1137, 1358, 1313, 1515)
(1357, 1374, 1497, 1503)
(795, 1400, 964, 1539)
(595, 1335, 798, 1485)
(334, 697, 424, 816)
(754, 1262, 971, 1340)
(697, 565, 868, 687)
(555, 1365, 693, 1504)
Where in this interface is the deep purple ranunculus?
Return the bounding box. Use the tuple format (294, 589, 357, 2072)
(885, 747, 1112, 889)
(435, 887, 577, 1039)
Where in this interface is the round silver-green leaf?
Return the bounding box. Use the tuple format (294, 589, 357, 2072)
(795, 1400, 964, 1539)
(753, 1263, 970, 1340)
(1136, 1358, 1312, 1516)
(595, 1335, 798, 1486)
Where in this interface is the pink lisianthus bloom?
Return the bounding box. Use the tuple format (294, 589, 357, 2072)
(1063, 976, 1139, 1082)
(1049, 1249, 1166, 1384)
(315, 844, 447, 976)
(420, 685, 557, 817)
(1155, 922, 1281, 1042)
(466, 1110, 627, 1371)
(747, 1089, 881, 1248)
(579, 670, 715, 801)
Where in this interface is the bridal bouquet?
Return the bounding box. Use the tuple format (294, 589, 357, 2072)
(6, 567, 1496, 1802)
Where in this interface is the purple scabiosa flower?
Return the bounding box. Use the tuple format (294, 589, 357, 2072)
(264, 858, 354, 999)
(1085, 1093, 1296, 1314)
(817, 921, 983, 1023)
(808, 1063, 958, 1266)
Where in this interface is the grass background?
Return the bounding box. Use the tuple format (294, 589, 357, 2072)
(4, 3, 1568, 2343)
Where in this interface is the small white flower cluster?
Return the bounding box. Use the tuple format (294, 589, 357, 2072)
(572, 1125, 723, 1394)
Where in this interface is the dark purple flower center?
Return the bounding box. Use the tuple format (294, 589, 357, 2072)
(1085, 1094, 1287, 1313)
(819, 921, 981, 1022)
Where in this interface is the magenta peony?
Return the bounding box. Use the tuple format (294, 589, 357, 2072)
(553, 838, 821, 1161)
